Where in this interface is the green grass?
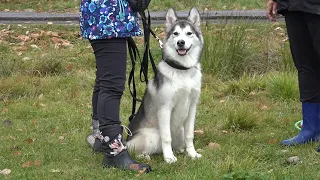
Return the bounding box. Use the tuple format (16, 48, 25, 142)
(2, 23, 320, 179)
(1, 0, 266, 13)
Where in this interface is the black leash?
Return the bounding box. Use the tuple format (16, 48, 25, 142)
(127, 10, 161, 122)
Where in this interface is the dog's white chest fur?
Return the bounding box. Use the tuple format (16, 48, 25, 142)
(149, 61, 202, 131)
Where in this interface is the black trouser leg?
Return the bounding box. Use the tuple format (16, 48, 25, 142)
(284, 11, 320, 103)
(90, 38, 127, 138)
(92, 69, 99, 121)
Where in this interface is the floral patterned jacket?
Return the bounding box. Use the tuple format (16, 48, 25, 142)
(79, 0, 143, 40)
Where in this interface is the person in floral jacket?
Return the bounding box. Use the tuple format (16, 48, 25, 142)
(80, 0, 143, 39)
(79, 0, 151, 173)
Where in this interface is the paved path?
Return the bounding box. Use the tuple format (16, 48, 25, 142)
(0, 10, 284, 25)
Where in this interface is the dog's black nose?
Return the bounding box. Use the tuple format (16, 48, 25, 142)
(177, 40, 185, 47)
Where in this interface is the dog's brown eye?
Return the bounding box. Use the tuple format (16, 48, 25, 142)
(173, 32, 179, 36)
(187, 32, 192, 36)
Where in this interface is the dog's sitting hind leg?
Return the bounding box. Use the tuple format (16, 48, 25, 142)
(172, 127, 186, 153)
(127, 128, 162, 157)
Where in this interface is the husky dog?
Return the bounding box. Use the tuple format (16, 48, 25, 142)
(126, 7, 204, 163)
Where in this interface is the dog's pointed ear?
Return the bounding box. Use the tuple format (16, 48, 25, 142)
(188, 8, 201, 27)
(166, 8, 177, 29)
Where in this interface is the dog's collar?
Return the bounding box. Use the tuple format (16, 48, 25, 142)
(163, 59, 191, 70)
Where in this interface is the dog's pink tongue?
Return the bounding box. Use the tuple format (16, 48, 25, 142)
(178, 49, 187, 55)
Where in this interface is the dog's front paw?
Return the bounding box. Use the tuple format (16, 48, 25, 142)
(187, 150, 202, 159)
(189, 152, 202, 159)
(164, 154, 177, 163)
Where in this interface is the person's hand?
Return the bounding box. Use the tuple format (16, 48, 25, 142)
(266, 0, 278, 22)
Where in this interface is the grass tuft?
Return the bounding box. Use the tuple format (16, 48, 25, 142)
(266, 72, 299, 101)
(28, 57, 64, 76)
(224, 104, 259, 131)
(222, 74, 267, 97)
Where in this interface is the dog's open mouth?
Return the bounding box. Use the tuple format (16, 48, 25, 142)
(176, 46, 191, 56)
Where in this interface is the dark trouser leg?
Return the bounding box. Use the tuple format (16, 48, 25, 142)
(92, 69, 99, 121)
(90, 38, 127, 138)
(284, 11, 320, 102)
(91, 70, 100, 136)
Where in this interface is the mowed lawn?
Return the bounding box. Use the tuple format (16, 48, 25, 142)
(1, 21, 320, 179)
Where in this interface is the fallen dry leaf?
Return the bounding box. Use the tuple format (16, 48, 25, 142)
(38, 94, 44, 100)
(15, 34, 30, 42)
(2, 107, 8, 113)
(25, 138, 34, 144)
(65, 64, 73, 70)
(51, 37, 59, 44)
(51, 32, 59, 37)
(0, 168, 11, 175)
(39, 103, 46, 107)
(136, 167, 147, 177)
(274, 27, 284, 31)
(51, 128, 57, 133)
(267, 138, 278, 145)
(31, 119, 37, 126)
(260, 105, 269, 110)
(29, 33, 40, 39)
(207, 142, 221, 149)
(22, 57, 31, 61)
(30, 44, 39, 49)
(61, 39, 72, 47)
(50, 169, 61, 173)
(249, 91, 255, 96)
(22, 160, 41, 168)
(34, 160, 41, 166)
(22, 161, 33, 168)
(13, 151, 22, 156)
(194, 129, 204, 135)
(215, 92, 224, 97)
(13, 46, 28, 54)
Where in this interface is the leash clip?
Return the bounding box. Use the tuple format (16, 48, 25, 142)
(155, 36, 163, 48)
(158, 39, 163, 48)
